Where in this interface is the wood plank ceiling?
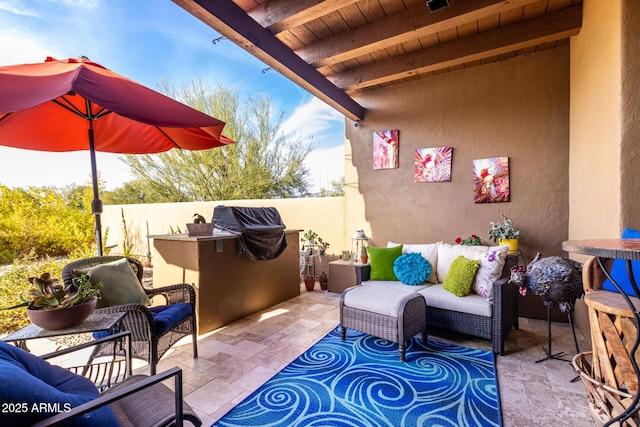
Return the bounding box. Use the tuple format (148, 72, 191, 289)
(173, 0, 582, 121)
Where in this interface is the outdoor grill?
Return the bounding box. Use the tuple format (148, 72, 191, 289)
(213, 206, 287, 261)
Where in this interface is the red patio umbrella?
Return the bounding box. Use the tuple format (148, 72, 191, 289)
(0, 56, 234, 255)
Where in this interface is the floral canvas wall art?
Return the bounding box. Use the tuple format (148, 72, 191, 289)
(414, 146, 452, 182)
(373, 130, 399, 169)
(472, 156, 510, 203)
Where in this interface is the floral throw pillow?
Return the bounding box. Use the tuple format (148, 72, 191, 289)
(472, 246, 509, 299)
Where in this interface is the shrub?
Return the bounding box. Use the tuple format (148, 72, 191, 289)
(0, 186, 96, 263)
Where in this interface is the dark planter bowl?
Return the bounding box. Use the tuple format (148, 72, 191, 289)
(186, 222, 215, 236)
(27, 297, 97, 330)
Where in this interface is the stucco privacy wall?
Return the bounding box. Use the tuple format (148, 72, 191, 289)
(101, 197, 345, 259)
(569, 0, 640, 337)
(344, 46, 570, 264)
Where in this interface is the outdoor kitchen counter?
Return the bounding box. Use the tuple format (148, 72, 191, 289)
(150, 230, 301, 334)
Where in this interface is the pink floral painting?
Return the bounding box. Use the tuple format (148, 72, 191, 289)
(373, 130, 399, 169)
(472, 157, 510, 203)
(414, 146, 452, 182)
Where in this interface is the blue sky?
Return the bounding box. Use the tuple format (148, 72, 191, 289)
(0, 0, 345, 192)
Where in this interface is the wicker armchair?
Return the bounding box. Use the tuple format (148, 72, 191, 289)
(62, 256, 198, 375)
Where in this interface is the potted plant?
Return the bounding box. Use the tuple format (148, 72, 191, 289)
(303, 274, 316, 291)
(360, 245, 369, 264)
(19, 273, 103, 330)
(317, 237, 330, 256)
(455, 235, 482, 246)
(186, 213, 214, 236)
(302, 230, 319, 254)
(489, 214, 520, 251)
(318, 272, 328, 290)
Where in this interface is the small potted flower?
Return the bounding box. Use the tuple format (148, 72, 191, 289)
(455, 234, 482, 246)
(317, 237, 330, 256)
(489, 214, 520, 251)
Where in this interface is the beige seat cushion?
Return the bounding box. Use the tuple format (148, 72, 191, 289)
(344, 286, 421, 317)
(419, 284, 492, 317)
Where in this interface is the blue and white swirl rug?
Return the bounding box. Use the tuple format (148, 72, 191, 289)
(213, 326, 501, 427)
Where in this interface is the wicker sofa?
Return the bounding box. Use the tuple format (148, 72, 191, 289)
(342, 242, 518, 355)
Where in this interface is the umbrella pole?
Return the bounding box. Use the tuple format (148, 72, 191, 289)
(88, 124, 103, 256)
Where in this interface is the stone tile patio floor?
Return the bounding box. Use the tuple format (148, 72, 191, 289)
(17, 286, 600, 426)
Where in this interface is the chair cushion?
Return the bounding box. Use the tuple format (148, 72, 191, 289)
(77, 258, 150, 308)
(368, 245, 403, 281)
(363, 280, 431, 293)
(602, 228, 640, 295)
(393, 252, 432, 285)
(343, 285, 420, 317)
(419, 285, 493, 317)
(0, 341, 118, 426)
(150, 303, 193, 336)
(443, 256, 480, 297)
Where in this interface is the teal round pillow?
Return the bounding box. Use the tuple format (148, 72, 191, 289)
(393, 252, 431, 285)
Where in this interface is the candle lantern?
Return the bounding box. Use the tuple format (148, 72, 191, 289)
(351, 230, 369, 265)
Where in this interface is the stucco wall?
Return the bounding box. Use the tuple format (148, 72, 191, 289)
(101, 197, 345, 258)
(345, 47, 571, 264)
(569, 0, 622, 240)
(620, 1, 640, 230)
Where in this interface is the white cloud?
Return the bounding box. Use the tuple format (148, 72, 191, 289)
(281, 97, 343, 145)
(281, 97, 346, 194)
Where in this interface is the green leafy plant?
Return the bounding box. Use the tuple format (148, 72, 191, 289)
(455, 235, 482, 246)
(489, 214, 520, 243)
(4, 272, 102, 311)
(0, 185, 96, 263)
(302, 230, 318, 244)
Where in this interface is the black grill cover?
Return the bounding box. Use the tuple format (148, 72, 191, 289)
(213, 206, 287, 261)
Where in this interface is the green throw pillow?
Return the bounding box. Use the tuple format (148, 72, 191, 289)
(76, 258, 150, 308)
(368, 245, 403, 281)
(443, 255, 480, 297)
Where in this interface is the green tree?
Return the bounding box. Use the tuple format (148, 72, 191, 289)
(101, 180, 165, 205)
(119, 79, 313, 202)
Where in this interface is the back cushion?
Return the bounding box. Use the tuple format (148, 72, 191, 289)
(0, 342, 119, 426)
(76, 258, 150, 308)
(437, 242, 509, 284)
(388, 241, 440, 283)
(368, 245, 403, 281)
(472, 245, 509, 299)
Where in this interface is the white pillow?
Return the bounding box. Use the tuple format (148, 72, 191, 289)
(436, 242, 507, 284)
(388, 241, 440, 283)
(472, 246, 509, 299)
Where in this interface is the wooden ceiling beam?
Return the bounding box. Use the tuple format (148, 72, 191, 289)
(296, 0, 543, 68)
(329, 5, 582, 91)
(248, 0, 360, 34)
(172, 0, 365, 121)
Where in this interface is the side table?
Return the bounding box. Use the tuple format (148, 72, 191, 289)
(328, 260, 369, 293)
(563, 239, 640, 426)
(3, 311, 126, 352)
